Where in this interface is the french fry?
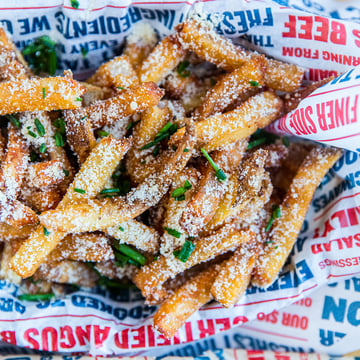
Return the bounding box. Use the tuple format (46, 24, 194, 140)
(26, 160, 65, 190)
(123, 22, 158, 68)
(81, 82, 113, 106)
(105, 219, 160, 255)
(0, 76, 85, 114)
(87, 55, 139, 89)
(48, 232, 114, 263)
(170, 91, 283, 152)
(153, 265, 220, 338)
(34, 260, 98, 287)
(204, 171, 273, 234)
(126, 105, 171, 183)
(137, 35, 187, 84)
(20, 187, 62, 213)
(40, 122, 196, 233)
(176, 19, 304, 92)
(211, 234, 260, 307)
(160, 167, 199, 255)
(0, 222, 36, 240)
(9, 136, 132, 278)
(0, 242, 22, 285)
(134, 223, 252, 298)
(65, 82, 164, 130)
(282, 76, 334, 114)
(195, 57, 266, 118)
(0, 123, 29, 200)
(180, 139, 247, 236)
(64, 110, 97, 164)
(252, 146, 342, 287)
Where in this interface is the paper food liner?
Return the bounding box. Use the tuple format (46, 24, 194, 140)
(0, 0, 359, 356)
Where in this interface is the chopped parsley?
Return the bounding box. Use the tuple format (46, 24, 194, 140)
(6, 114, 20, 128)
(70, 0, 79, 9)
(27, 126, 37, 138)
(173, 240, 195, 262)
(139, 121, 178, 151)
(54, 131, 65, 147)
(39, 143, 47, 153)
(18, 293, 55, 302)
(282, 137, 290, 147)
(171, 180, 192, 201)
(177, 60, 190, 78)
(164, 227, 182, 238)
(97, 130, 109, 137)
(265, 204, 281, 232)
(43, 226, 50, 236)
(22, 36, 57, 75)
(74, 188, 85, 194)
(126, 119, 140, 131)
(200, 148, 226, 182)
(249, 80, 260, 87)
(114, 243, 147, 266)
(34, 118, 45, 137)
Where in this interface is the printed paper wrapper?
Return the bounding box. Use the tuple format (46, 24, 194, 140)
(0, 0, 359, 356)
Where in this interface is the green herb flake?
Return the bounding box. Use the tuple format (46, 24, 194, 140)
(39, 143, 47, 153)
(249, 80, 260, 87)
(177, 60, 190, 78)
(119, 226, 124, 231)
(81, 47, 88, 58)
(70, 0, 79, 8)
(171, 180, 192, 201)
(183, 148, 189, 152)
(18, 293, 55, 302)
(22, 35, 57, 75)
(265, 205, 281, 232)
(164, 227, 182, 239)
(42, 88, 46, 99)
(200, 148, 227, 182)
(100, 188, 120, 194)
(43, 226, 50, 236)
(53, 117, 66, 134)
(27, 126, 37, 138)
(139, 122, 178, 151)
(6, 114, 20, 128)
(54, 131, 65, 147)
(126, 119, 140, 131)
(97, 130, 109, 137)
(117, 86, 125, 90)
(63, 169, 69, 176)
(282, 137, 290, 147)
(247, 138, 267, 150)
(115, 243, 147, 266)
(30, 151, 38, 162)
(173, 240, 196, 262)
(34, 118, 45, 137)
(74, 188, 86, 194)
(76, 97, 82, 102)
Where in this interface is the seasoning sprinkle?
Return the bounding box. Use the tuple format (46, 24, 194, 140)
(200, 148, 226, 182)
(173, 240, 196, 262)
(6, 114, 20, 128)
(164, 227, 182, 238)
(35, 118, 45, 137)
(74, 188, 86, 194)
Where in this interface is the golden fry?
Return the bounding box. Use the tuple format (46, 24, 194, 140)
(9, 136, 131, 278)
(0, 76, 85, 114)
(26, 160, 65, 190)
(211, 235, 259, 307)
(252, 147, 342, 287)
(137, 35, 186, 84)
(180, 140, 247, 236)
(134, 223, 252, 298)
(154, 265, 220, 339)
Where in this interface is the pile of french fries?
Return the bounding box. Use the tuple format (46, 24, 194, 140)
(0, 18, 342, 337)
